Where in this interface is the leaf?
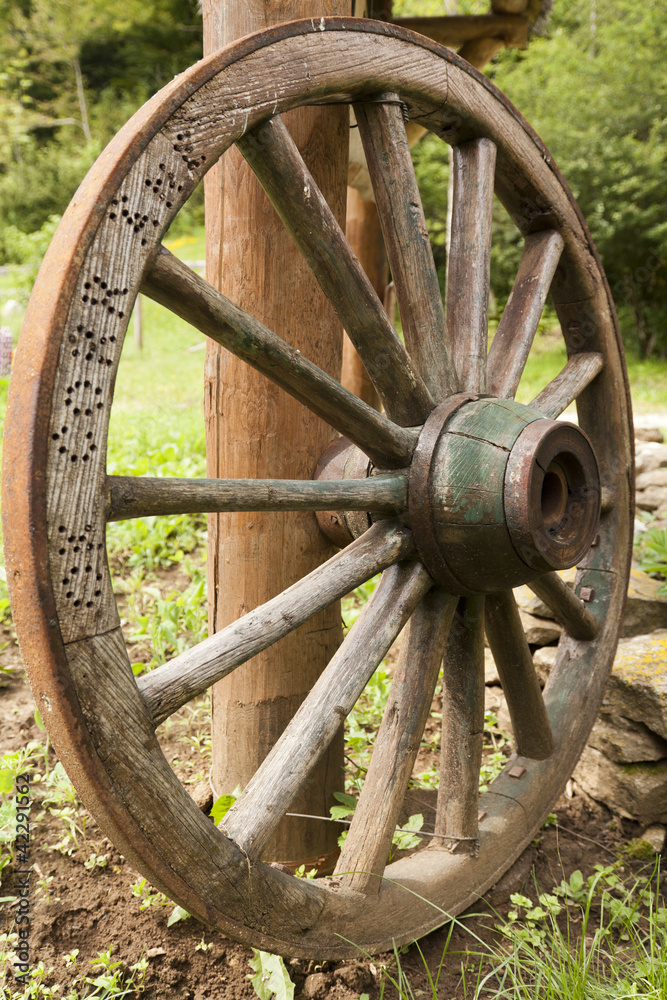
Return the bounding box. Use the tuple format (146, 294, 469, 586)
(0, 769, 13, 795)
(167, 905, 191, 927)
(570, 869, 584, 893)
(330, 804, 355, 821)
(210, 785, 241, 825)
(332, 791, 357, 808)
(248, 950, 295, 1000)
(34, 708, 45, 730)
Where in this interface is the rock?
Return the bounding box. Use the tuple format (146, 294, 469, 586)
(533, 646, 558, 686)
(190, 781, 213, 814)
(333, 964, 372, 990)
(485, 647, 499, 685)
(636, 468, 667, 491)
(635, 427, 664, 444)
(519, 610, 562, 646)
(486, 686, 512, 736)
(604, 630, 667, 737)
(635, 441, 667, 475)
(588, 714, 667, 763)
(619, 571, 667, 637)
(635, 485, 667, 512)
(302, 973, 332, 999)
(641, 824, 666, 853)
(573, 745, 667, 825)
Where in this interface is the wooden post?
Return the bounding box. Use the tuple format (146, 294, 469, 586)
(202, 0, 350, 864)
(341, 0, 390, 408)
(341, 188, 386, 408)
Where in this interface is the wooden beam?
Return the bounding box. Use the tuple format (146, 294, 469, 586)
(392, 14, 528, 50)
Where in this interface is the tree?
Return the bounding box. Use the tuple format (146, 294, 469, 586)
(0, 0, 202, 247)
(488, 0, 667, 356)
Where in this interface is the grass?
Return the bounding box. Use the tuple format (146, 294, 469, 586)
(353, 857, 667, 1000)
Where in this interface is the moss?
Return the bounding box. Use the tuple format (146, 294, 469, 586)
(621, 838, 658, 862)
(621, 761, 666, 777)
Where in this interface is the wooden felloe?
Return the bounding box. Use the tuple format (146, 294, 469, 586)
(2, 19, 633, 958)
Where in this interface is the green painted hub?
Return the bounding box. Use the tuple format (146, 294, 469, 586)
(409, 396, 601, 595)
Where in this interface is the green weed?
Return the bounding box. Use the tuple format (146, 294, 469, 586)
(123, 566, 207, 675)
(635, 526, 667, 593)
(129, 877, 171, 912)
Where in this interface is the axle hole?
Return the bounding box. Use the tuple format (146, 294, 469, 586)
(541, 463, 568, 530)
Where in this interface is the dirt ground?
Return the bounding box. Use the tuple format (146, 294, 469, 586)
(1, 624, 653, 1000)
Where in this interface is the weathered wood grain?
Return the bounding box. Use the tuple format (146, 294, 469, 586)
(143, 248, 417, 469)
(335, 589, 457, 892)
(434, 595, 485, 852)
(528, 572, 599, 642)
(106, 473, 408, 521)
(487, 230, 564, 399)
(139, 521, 415, 727)
(236, 115, 434, 427)
(530, 352, 604, 419)
(221, 560, 433, 859)
(446, 138, 496, 394)
(354, 97, 457, 401)
(485, 590, 555, 760)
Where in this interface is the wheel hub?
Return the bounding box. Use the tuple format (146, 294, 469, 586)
(318, 394, 600, 595)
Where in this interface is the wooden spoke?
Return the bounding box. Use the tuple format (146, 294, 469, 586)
(335, 589, 457, 892)
(530, 352, 604, 419)
(354, 97, 457, 400)
(236, 116, 434, 426)
(434, 595, 485, 852)
(446, 138, 497, 393)
(106, 473, 407, 522)
(528, 573, 599, 642)
(142, 248, 418, 469)
(221, 560, 433, 859)
(485, 590, 555, 761)
(139, 521, 415, 727)
(487, 231, 564, 399)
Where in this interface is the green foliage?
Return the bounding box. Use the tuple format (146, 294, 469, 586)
(130, 877, 171, 912)
(5, 950, 148, 998)
(478, 861, 667, 998)
(166, 904, 191, 927)
(0, 0, 203, 245)
(489, 0, 667, 357)
(124, 569, 208, 674)
(248, 950, 295, 1000)
(210, 785, 241, 825)
(1, 214, 61, 296)
(635, 525, 667, 592)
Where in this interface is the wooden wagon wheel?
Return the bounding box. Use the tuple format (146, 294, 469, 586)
(2, 18, 633, 958)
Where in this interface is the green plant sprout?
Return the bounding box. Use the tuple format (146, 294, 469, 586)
(130, 877, 171, 911)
